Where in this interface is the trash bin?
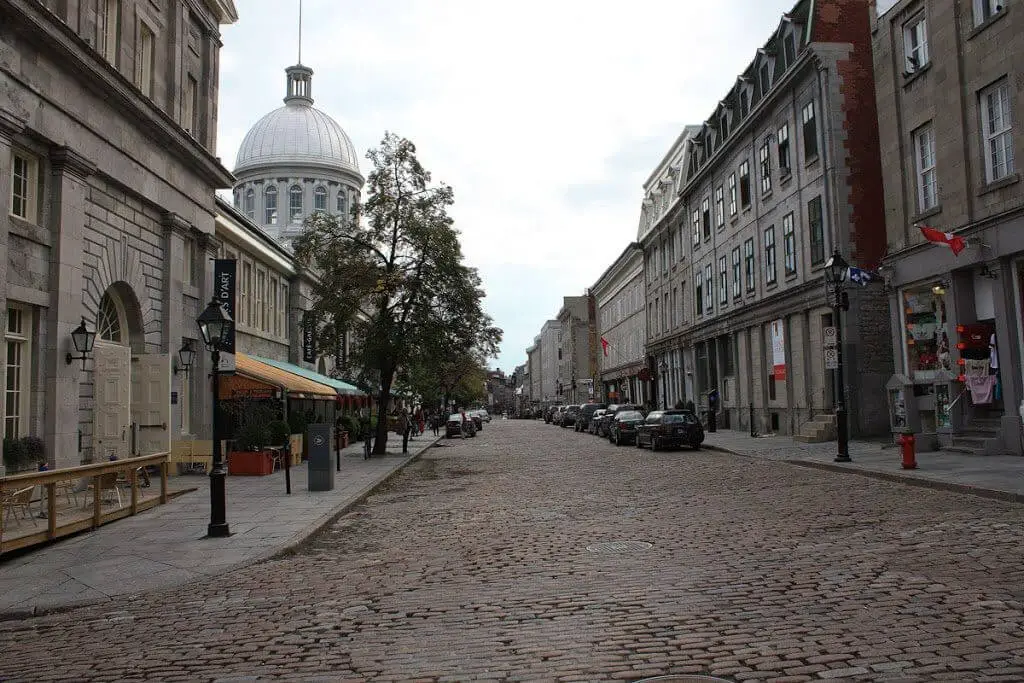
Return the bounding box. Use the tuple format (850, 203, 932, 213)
(306, 423, 334, 491)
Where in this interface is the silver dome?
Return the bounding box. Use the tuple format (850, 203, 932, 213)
(233, 64, 360, 176)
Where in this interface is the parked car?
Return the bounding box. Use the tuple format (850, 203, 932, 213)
(467, 410, 484, 430)
(606, 409, 645, 446)
(445, 413, 477, 438)
(575, 403, 607, 432)
(597, 404, 644, 438)
(550, 405, 567, 425)
(544, 405, 562, 424)
(473, 409, 492, 423)
(635, 409, 703, 450)
(588, 408, 609, 434)
(560, 405, 582, 428)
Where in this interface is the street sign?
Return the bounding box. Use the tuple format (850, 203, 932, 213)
(823, 326, 837, 347)
(824, 347, 839, 370)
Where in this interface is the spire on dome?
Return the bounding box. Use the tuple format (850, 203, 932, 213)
(284, 64, 313, 106)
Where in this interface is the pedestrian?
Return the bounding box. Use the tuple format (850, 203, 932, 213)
(460, 408, 469, 439)
(398, 410, 410, 453)
(431, 412, 440, 436)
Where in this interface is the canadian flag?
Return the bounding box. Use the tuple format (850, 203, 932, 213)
(919, 225, 966, 256)
(600, 337, 610, 357)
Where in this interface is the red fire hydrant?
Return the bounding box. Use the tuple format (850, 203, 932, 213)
(899, 430, 917, 470)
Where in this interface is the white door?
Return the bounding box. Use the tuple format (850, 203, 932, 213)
(94, 342, 131, 460)
(132, 353, 171, 455)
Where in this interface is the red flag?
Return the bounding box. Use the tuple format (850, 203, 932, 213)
(919, 225, 966, 256)
(600, 337, 609, 357)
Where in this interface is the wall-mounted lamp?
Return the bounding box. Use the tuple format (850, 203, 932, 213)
(174, 340, 196, 376)
(978, 264, 999, 280)
(65, 318, 96, 368)
(932, 284, 947, 295)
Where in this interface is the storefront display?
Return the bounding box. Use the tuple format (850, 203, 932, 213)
(903, 286, 951, 382)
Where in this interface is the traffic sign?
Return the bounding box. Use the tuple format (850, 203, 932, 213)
(823, 326, 837, 347)
(824, 347, 839, 370)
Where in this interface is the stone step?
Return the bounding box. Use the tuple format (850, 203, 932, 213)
(943, 445, 988, 456)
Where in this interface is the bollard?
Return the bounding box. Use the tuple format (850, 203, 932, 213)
(284, 442, 292, 495)
(899, 430, 917, 470)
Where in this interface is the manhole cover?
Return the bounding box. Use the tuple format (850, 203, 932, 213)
(635, 677, 732, 683)
(586, 540, 653, 553)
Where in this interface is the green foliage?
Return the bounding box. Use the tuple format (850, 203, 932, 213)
(267, 420, 291, 447)
(3, 436, 46, 472)
(287, 411, 308, 435)
(292, 132, 502, 453)
(228, 402, 276, 451)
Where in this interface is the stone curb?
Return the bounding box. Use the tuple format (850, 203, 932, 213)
(0, 437, 441, 621)
(702, 443, 1024, 505)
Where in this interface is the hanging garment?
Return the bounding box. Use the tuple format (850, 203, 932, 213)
(967, 375, 996, 404)
(964, 358, 990, 377)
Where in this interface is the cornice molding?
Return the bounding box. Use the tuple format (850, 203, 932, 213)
(198, 232, 222, 255)
(161, 211, 193, 238)
(0, 108, 28, 139)
(50, 145, 97, 179)
(6, 0, 234, 189)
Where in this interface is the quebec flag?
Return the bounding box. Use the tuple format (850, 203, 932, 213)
(847, 266, 878, 286)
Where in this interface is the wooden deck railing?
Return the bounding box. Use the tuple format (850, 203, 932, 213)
(0, 452, 170, 555)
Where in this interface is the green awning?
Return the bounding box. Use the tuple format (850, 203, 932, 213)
(252, 356, 365, 396)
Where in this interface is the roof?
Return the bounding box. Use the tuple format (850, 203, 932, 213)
(253, 355, 364, 396)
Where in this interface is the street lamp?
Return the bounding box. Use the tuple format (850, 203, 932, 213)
(174, 340, 196, 376)
(659, 360, 667, 409)
(824, 249, 851, 463)
(197, 298, 233, 537)
(65, 318, 96, 368)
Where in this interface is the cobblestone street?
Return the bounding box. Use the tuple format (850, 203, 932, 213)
(3, 420, 1024, 682)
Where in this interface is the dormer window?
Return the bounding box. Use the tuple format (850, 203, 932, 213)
(720, 113, 729, 140)
(759, 63, 771, 96)
(740, 89, 750, 118)
(784, 33, 797, 67)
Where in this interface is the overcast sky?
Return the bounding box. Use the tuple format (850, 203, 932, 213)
(217, 0, 797, 374)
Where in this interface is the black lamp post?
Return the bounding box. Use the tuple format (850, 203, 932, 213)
(658, 359, 668, 410)
(65, 318, 96, 368)
(197, 298, 233, 538)
(824, 249, 851, 463)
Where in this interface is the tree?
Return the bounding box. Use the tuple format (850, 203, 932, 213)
(293, 132, 501, 453)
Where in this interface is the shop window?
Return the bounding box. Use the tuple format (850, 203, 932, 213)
(903, 285, 951, 382)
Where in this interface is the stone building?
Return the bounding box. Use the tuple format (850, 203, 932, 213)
(527, 339, 542, 407)
(538, 321, 561, 404)
(641, 0, 892, 438)
(592, 243, 648, 405)
(555, 295, 596, 404)
(231, 63, 364, 250)
(1, 0, 239, 468)
(873, 0, 1024, 454)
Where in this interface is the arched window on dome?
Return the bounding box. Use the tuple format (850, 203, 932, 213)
(289, 185, 303, 225)
(314, 186, 327, 213)
(265, 186, 278, 225)
(337, 192, 347, 219)
(244, 188, 255, 220)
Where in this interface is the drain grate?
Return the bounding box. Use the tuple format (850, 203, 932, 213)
(586, 540, 653, 553)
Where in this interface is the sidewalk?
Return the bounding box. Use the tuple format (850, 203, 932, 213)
(701, 429, 1024, 502)
(0, 432, 440, 617)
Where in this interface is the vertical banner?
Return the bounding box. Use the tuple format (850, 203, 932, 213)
(771, 318, 786, 381)
(302, 310, 317, 363)
(213, 259, 237, 373)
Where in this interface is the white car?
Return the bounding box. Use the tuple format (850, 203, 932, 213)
(472, 409, 491, 423)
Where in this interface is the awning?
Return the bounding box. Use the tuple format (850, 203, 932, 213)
(221, 352, 337, 400)
(252, 355, 366, 396)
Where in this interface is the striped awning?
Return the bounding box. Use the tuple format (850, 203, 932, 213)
(230, 352, 336, 399)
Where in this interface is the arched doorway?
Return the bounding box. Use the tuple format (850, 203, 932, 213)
(92, 285, 171, 460)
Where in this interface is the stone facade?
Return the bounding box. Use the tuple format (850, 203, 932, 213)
(1, 0, 239, 468)
(873, 0, 1024, 453)
(527, 341, 542, 407)
(555, 295, 595, 404)
(640, 0, 892, 437)
(538, 321, 561, 404)
(592, 243, 648, 405)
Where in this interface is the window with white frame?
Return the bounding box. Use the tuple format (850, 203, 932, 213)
(783, 212, 797, 276)
(744, 238, 756, 292)
(314, 186, 328, 213)
(777, 123, 791, 172)
(244, 188, 255, 220)
(980, 79, 1015, 183)
(903, 14, 929, 73)
(136, 21, 155, 97)
(802, 101, 818, 160)
(731, 247, 741, 299)
(739, 161, 751, 207)
(704, 263, 714, 312)
(702, 198, 711, 240)
(759, 140, 772, 194)
(4, 305, 31, 439)
(718, 256, 728, 305)
(265, 186, 278, 225)
(279, 282, 289, 337)
(10, 150, 38, 222)
(973, 0, 1003, 26)
(728, 173, 737, 215)
(695, 270, 703, 315)
(914, 124, 938, 211)
(289, 185, 303, 224)
(255, 269, 266, 331)
(713, 186, 723, 228)
(764, 226, 777, 284)
(691, 209, 700, 247)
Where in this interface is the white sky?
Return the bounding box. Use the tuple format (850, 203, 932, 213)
(217, 0, 797, 373)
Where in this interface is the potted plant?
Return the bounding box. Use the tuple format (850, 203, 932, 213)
(227, 403, 276, 475)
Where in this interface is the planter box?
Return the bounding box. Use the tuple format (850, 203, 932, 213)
(228, 450, 274, 476)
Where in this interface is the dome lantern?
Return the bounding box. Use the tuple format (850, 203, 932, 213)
(284, 64, 313, 106)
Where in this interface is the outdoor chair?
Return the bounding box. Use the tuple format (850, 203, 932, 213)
(83, 472, 122, 509)
(2, 487, 39, 527)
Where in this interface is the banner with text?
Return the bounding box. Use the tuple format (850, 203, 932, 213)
(302, 310, 317, 363)
(213, 258, 237, 373)
(771, 318, 786, 381)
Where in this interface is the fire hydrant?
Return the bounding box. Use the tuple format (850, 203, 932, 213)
(899, 430, 917, 470)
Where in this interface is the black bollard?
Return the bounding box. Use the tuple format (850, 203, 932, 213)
(284, 443, 292, 495)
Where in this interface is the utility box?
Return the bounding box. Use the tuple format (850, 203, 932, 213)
(886, 374, 919, 438)
(306, 423, 334, 491)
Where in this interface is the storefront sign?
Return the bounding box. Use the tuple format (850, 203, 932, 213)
(771, 319, 786, 381)
(214, 259, 237, 373)
(302, 310, 316, 363)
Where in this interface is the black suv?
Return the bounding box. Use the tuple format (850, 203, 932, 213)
(575, 402, 607, 432)
(559, 405, 582, 428)
(597, 404, 644, 437)
(636, 409, 704, 450)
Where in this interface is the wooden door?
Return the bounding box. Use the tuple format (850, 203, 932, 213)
(132, 354, 171, 455)
(93, 342, 131, 460)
